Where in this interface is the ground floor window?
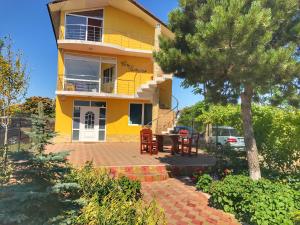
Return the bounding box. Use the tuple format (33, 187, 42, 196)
(72, 100, 106, 141)
(129, 103, 152, 125)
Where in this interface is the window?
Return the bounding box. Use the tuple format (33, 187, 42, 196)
(129, 103, 153, 125)
(65, 9, 103, 42)
(72, 106, 80, 140)
(144, 104, 153, 125)
(85, 111, 95, 129)
(103, 67, 114, 84)
(129, 104, 143, 125)
(64, 55, 100, 93)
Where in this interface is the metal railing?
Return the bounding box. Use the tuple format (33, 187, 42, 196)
(56, 74, 143, 96)
(65, 24, 103, 42)
(62, 25, 154, 50)
(145, 95, 180, 132)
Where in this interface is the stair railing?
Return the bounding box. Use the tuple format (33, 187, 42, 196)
(144, 95, 179, 133)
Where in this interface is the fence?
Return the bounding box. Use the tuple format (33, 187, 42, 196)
(0, 117, 32, 151)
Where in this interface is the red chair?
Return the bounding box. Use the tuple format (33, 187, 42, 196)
(140, 129, 158, 155)
(178, 129, 190, 155)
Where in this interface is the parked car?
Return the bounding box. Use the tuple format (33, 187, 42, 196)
(209, 126, 245, 151)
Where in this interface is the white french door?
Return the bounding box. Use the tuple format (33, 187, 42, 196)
(79, 107, 99, 142)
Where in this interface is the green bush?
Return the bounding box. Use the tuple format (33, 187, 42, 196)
(68, 163, 165, 225)
(195, 174, 213, 193)
(209, 175, 299, 225)
(196, 104, 300, 172)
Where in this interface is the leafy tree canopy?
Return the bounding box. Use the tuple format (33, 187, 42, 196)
(155, 0, 300, 104)
(22, 96, 55, 117)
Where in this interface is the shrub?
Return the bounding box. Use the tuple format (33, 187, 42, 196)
(196, 104, 300, 172)
(209, 175, 299, 225)
(195, 174, 213, 193)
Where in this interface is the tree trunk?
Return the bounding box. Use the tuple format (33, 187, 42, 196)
(3, 117, 9, 169)
(241, 84, 261, 180)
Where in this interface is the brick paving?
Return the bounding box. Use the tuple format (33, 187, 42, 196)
(46, 142, 216, 167)
(47, 143, 240, 224)
(142, 178, 241, 225)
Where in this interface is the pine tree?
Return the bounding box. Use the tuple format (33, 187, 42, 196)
(154, 0, 300, 180)
(28, 102, 55, 154)
(0, 102, 80, 225)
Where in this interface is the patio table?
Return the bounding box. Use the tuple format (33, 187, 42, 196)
(154, 134, 180, 155)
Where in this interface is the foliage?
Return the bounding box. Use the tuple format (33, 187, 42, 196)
(154, 0, 300, 105)
(68, 163, 166, 225)
(0, 36, 29, 173)
(154, 0, 300, 179)
(195, 174, 213, 193)
(0, 102, 76, 225)
(27, 102, 55, 154)
(22, 96, 55, 117)
(209, 175, 300, 225)
(0, 146, 13, 185)
(177, 101, 209, 131)
(197, 103, 300, 172)
(294, 211, 300, 225)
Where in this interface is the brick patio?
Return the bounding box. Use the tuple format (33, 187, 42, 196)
(142, 178, 241, 225)
(46, 142, 216, 167)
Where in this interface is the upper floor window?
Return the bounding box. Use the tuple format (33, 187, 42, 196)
(103, 67, 114, 84)
(65, 9, 103, 42)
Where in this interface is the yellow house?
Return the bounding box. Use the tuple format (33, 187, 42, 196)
(48, 0, 175, 143)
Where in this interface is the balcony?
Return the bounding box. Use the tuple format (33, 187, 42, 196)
(59, 24, 154, 58)
(65, 24, 103, 42)
(56, 76, 145, 99)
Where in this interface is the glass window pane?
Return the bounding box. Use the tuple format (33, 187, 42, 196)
(143, 104, 153, 125)
(91, 101, 106, 107)
(74, 100, 90, 107)
(129, 104, 142, 125)
(65, 57, 100, 81)
(99, 119, 105, 129)
(99, 130, 105, 141)
(100, 108, 106, 119)
(72, 10, 103, 19)
(66, 15, 86, 25)
(72, 130, 79, 140)
(73, 118, 80, 129)
(65, 15, 87, 40)
(73, 106, 80, 117)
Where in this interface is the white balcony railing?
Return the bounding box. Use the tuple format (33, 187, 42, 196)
(57, 75, 143, 96)
(65, 24, 103, 42)
(62, 24, 154, 50)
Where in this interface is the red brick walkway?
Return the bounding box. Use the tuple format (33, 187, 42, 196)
(142, 178, 241, 225)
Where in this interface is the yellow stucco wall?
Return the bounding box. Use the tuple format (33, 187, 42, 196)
(103, 6, 154, 50)
(54, 95, 150, 142)
(58, 6, 155, 51)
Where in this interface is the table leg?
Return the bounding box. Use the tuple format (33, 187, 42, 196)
(171, 136, 179, 155)
(157, 136, 164, 152)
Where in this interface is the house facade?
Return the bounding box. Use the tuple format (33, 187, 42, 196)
(48, 0, 175, 143)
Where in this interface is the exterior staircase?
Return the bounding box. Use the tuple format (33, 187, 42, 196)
(136, 74, 173, 99)
(135, 74, 179, 134)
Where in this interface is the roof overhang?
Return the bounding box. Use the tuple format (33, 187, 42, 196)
(47, 0, 173, 40)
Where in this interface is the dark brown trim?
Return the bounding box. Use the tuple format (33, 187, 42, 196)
(47, 3, 58, 48)
(48, 0, 170, 30)
(128, 0, 169, 29)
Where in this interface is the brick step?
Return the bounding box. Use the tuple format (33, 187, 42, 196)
(104, 165, 210, 182)
(107, 166, 169, 182)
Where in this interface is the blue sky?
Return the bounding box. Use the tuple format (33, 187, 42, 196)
(0, 0, 202, 109)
